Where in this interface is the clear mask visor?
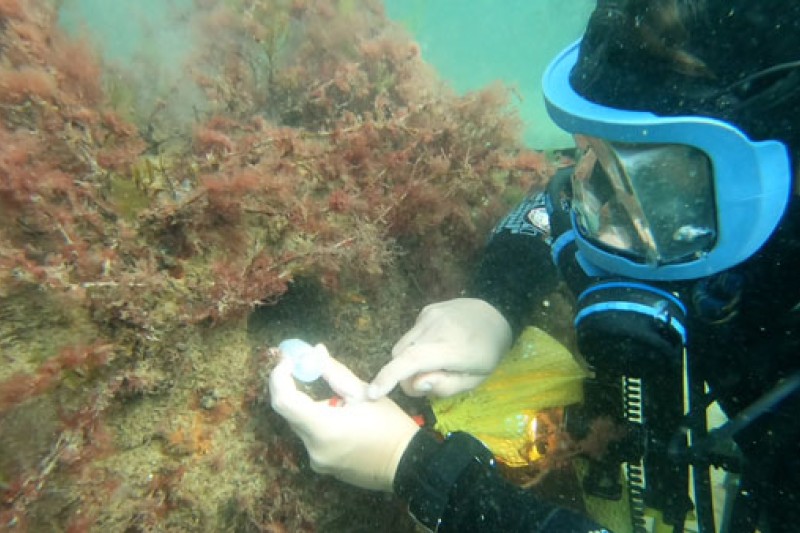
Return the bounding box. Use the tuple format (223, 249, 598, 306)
(572, 135, 717, 265)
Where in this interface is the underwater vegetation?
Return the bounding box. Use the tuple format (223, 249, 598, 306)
(0, 0, 553, 530)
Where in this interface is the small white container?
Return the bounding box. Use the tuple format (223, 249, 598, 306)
(278, 339, 328, 382)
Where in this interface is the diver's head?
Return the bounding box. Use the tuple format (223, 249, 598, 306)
(542, 0, 800, 281)
(573, 0, 800, 162)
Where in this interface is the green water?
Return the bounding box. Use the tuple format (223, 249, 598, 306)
(383, 0, 594, 148)
(59, 0, 193, 62)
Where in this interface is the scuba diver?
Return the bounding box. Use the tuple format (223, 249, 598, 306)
(269, 1, 800, 531)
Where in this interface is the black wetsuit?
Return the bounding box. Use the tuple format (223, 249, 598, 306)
(392, 182, 800, 532)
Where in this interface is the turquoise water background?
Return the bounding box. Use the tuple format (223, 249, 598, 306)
(59, 0, 594, 149)
(384, 0, 594, 148)
(58, 0, 193, 64)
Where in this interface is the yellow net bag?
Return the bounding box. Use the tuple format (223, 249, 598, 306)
(431, 326, 592, 467)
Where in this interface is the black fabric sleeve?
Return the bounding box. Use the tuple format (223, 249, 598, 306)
(465, 191, 560, 337)
(394, 430, 612, 533)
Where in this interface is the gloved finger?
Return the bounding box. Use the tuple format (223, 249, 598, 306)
(391, 319, 437, 357)
(269, 359, 319, 434)
(318, 346, 369, 402)
(400, 370, 444, 397)
(427, 373, 488, 397)
(401, 371, 489, 398)
(416, 300, 449, 320)
(367, 342, 466, 399)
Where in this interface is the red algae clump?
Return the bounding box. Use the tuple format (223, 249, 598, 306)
(0, 1, 554, 531)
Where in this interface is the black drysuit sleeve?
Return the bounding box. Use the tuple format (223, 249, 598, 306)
(465, 189, 561, 337)
(394, 430, 611, 533)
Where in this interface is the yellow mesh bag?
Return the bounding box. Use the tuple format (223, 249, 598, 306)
(431, 326, 592, 467)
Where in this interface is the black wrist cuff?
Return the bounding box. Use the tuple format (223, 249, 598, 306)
(394, 431, 495, 531)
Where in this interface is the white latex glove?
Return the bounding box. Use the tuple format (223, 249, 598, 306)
(367, 298, 512, 399)
(269, 346, 420, 492)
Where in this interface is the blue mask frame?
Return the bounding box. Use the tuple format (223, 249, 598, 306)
(542, 40, 793, 280)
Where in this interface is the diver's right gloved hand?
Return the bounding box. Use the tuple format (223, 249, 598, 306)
(367, 298, 512, 399)
(269, 352, 419, 492)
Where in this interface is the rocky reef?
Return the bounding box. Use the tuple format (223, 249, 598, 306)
(0, 1, 553, 530)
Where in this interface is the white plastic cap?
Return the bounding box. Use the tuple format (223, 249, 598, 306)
(278, 339, 328, 382)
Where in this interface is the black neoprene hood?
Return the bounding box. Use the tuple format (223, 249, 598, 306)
(569, 0, 800, 155)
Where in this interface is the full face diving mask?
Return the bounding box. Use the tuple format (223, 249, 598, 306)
(571, 136, 717, 267)
(541, 40, 796, 528)
(543, 40, 793, 281)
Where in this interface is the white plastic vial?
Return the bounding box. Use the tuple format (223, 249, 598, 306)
(277, 339, 334, 400)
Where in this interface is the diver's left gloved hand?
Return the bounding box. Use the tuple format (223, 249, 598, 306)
(368, 298, 512, 399)
(269, 350, 420, 492)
